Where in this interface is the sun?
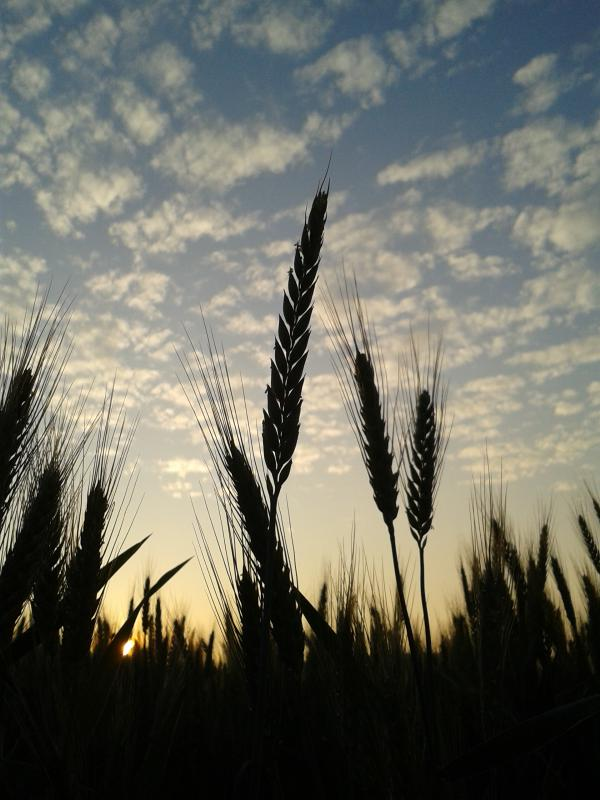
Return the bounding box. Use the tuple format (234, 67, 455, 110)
(122, 639, 135, 657)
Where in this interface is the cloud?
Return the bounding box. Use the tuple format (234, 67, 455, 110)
(513, 199, 600, 254)
(521, 261, 600, 323)
(385, 28, 425, 70)
(507, 334, 600, 378)
(0, 3, 51, 62)
(451, 373, 525, 441)
(142, 42, 193, 92)
(35, 154, 143, 236)
(202, 286, 242, 316)
(110, 195, 259, 254)
(455, 421, 598, 482)
(86, 268, 170, 319)
(232, 2, 330, 55)
(112, 80, 169, 146)
(158, 458, 209, 479)
(295, 36, 396, 107)
(426, 202, 513, 253)
(223, 310, 273, 336)
(152, 112, 348, 190)
(190, 0, 238, 50)
(588, 382, 600, 406)
(501, 118, 591, 196)
(11, 58, 51, 99)
(377, 142, 488, 185)
(190, 0, 331, 54)
(0, 249, 47, 316)
(513, 53, 565, 115)
(61, 12, 120, 71)
(445, 252, 510, 281)
(427, 0, 496, 42)
(554, 400, 583, 417)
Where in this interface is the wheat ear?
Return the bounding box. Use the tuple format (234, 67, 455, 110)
(578, 514, 600, 577)
(262, 179, 328, 502)
(0, 459, 62, 647)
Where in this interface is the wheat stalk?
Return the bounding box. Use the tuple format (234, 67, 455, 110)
(578, 513, 600, 577)
(551, 555, 577, 634)
(0, 458, 62, 647)
(322, 276, 435, 758)
(262, 178, 328, 502)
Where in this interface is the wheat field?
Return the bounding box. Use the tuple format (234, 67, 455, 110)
(1, 185, 600, 799)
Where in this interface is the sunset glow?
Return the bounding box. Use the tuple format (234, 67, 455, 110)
(122, 639, 135, 657)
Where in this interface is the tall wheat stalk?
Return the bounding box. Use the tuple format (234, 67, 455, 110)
(323, 275, 434, 760)
(399, 333, 448, 726)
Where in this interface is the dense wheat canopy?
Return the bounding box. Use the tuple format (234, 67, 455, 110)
(1, 0, 599, 628)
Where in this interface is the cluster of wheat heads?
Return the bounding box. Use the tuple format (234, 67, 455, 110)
(322, 276, 449, 765)
(183, 177, 600, 796)
(0, 295, 189, 795)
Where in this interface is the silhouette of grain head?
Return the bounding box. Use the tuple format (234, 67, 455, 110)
(262, 179, 328, 499)
(399, 334, 448, 550)
(323, 275, 399, 530)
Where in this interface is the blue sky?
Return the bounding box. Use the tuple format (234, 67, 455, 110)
(2, 0, 599, 633)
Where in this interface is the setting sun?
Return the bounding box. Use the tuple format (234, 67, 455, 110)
(122, 639, 135, 657)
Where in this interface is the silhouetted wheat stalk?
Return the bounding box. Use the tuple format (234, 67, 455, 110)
(323, 276, 435, 758)
(62, 393, 133, 665)
(578, 513, 600, 577)
(182, 181, 328, 687)
(399, 334, 448, 695)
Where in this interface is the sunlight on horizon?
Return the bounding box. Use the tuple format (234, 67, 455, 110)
(122, 639, 136, 657)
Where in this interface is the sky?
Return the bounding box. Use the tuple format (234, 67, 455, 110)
(1, 0, 599, 636)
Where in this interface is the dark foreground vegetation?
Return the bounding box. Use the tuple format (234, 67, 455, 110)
(1, 184, 600, 799)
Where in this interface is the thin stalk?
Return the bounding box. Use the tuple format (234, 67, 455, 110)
(387, 520, 433, 762)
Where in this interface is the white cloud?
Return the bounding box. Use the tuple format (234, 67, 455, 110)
(0, 3, 52, 62)
(86, 268, 170, 319)
(513, 53, 564, 115)
(501, 119, 590, 196)
(385, 28, 424, 70)
(158, 458, 209, 479)
(61, 12, 120, 71)
(142, 42, 193, 93)
(377, 142, 488, 185)
(451, 374, 524, 441)
(455, 422, 597, 482)
(232, 2, 330, 55)
(35, 154, 143, 236)
(296, 36, 396, 107)
(152, 112, 348, 189)
(588, 382, 600, 406)
(190, 0, 331, 54)
(11, 58, 51, 99)
(190, 0, 238, 50)
(554, 400, 583, 416)
(445, 252, 509, 281)
(112, 80, 169, 146)
(427, 0, 496, 42)
(521, 261, 600, 318)
(0, 250, 47, 316)
(513, 199, 600, 254)
(202, 286, 242, 316)
(223, 310, 273, 336)
(507, 334, 600, 375)
(110, 195, 259, 254)
(426, 202, 513, 252)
